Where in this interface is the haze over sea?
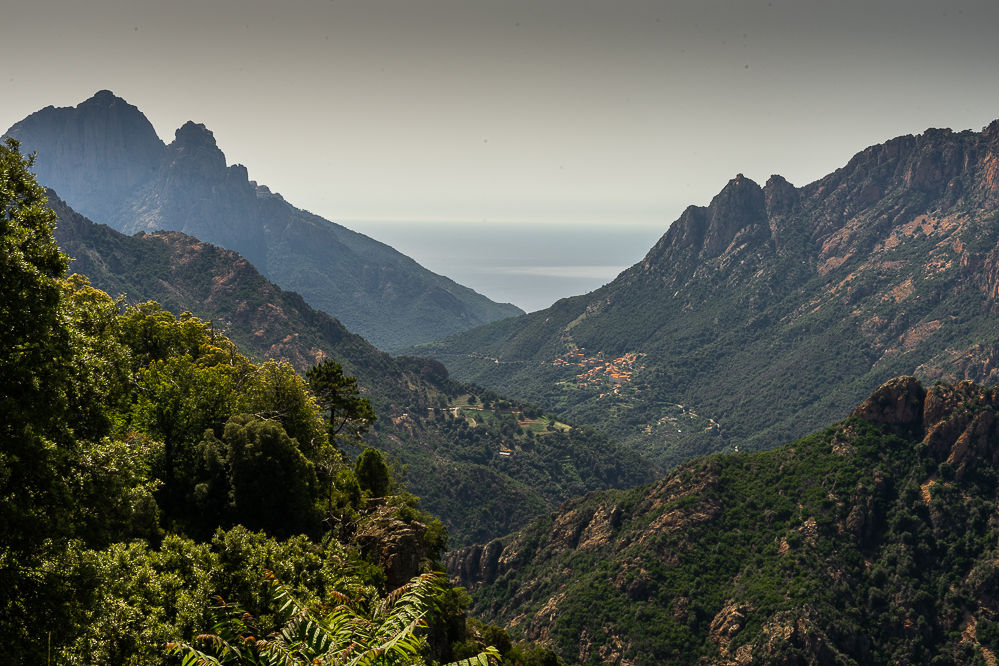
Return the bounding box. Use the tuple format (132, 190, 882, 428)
(348, 220, 666, 314)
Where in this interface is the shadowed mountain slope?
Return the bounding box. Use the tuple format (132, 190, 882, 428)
(404, 122, 999, 469)
(6, 91, 522, 349)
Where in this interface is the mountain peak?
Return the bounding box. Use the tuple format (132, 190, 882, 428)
(86, 89, 121, 103)
(701, 173, 768, 257)
(2, 90, 165, 224)
(162, 121, 228, 179)
(173, 121, 218, 150)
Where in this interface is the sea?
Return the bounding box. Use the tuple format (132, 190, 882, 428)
(345, 220, 668, 314)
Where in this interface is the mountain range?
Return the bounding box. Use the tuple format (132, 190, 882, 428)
(5, 90, 523, 350)
(403, 121, 999, 470)
(16, 91, 999, 665)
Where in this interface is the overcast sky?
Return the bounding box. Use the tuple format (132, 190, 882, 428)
(4, 0, 999, 229)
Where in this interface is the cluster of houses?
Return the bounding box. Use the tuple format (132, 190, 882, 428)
(550, 349, 645, 388)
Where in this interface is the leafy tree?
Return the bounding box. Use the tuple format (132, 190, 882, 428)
(132, 354, 237, 485)
(58, 274, 132, 439)
(305, 360, 378, 537)
(118, 302, 241, 373)
(194, 415, 319, 539)
(1, 136, 74, 552)
(238, 359, 328, 453)
(122, 303, 257, 490)
(0, 137, 157, 663)
(307, 359, 376, 448)
(355, 447, 392, 499)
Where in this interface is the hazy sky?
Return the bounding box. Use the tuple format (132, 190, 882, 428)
(5, 0, 998, 226)
(4, 0, 999, 309)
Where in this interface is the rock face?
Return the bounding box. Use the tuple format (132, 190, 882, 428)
(352, 504, 431, 591)
(850, 375, 927, 438)
(407, 118, 999, 470)
(5, 91, 523, 349)
(6, 90, 165, 223)
(446, 377, 999, 666)
(114, 121, 268, 271)
(708, 602, 754, 659)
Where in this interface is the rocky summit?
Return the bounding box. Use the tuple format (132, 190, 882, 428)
(446, 377, 999, 666)
(5, 91, 523, 349)
(405, 121, 999, 469)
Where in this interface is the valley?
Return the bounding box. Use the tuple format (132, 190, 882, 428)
(404, 126, 999, 471)
(6, 99, 999, 666)
(47, 188, 655, 548)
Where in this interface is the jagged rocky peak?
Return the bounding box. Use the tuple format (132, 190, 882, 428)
(642, 173, 770, 275)
(762, 174, 797, 217)
(114, 117, 267, 270)
(3, 90, 165, 223)
(251, 181, 285, 201)
(162, 121, 229, 178)
(701, 173, 769, 256)
(173, 120, 218, 148)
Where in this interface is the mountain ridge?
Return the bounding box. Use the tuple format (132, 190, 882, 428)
(5, 91, 523, 349)
(402, 121, 999, 469)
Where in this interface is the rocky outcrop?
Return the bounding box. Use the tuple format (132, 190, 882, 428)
(352, 504, 431, 591)
(442, 539, 506, 589)
(731, 607, 855, 666)
(969, 247, 999, 301)
(708, 602, 754, 659)
(851, 377, 999, 480)
(850, 375, 926, 437)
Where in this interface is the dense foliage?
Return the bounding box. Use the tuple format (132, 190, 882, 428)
(1, 139, 477, 665)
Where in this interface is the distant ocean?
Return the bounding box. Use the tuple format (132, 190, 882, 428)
(345, 220, 668, 313)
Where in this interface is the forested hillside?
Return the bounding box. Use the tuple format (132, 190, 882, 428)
(447, 376, 999, 666)
(404, 121, 999, 471)
(1, 136, 570, 665)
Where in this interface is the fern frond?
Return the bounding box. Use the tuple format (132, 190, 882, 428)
(447, 646, 502, 666)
